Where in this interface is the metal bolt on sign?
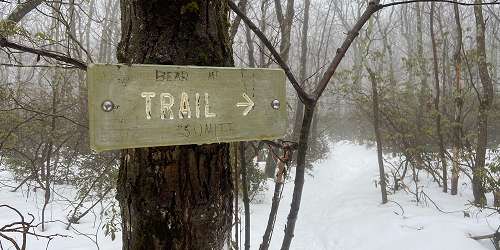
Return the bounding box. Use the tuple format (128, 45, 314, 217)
(271, 99, 280, 110)
(101, 100, 114, 112)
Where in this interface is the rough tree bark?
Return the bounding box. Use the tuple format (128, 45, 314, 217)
(451, 1, 463, 196)
(115, 1, 233, 249)
(472, 0, 492, 206)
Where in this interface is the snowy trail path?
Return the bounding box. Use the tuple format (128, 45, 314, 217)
(248, 142, 499, 250)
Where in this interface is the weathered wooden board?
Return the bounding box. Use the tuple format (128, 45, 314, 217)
(87, 64, 287, 151)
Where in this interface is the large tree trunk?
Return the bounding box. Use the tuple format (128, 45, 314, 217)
(116, 1, 234, 249)
(472, 0, 493, 207)
(451, 1, 463, 196)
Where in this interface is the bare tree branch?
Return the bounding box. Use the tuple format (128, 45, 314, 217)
(6, 0, 45, 23)
(380, 0, 500, 8)
(0, 63, 78, 69)
(0, 37, 87, 70)
(228, 0, 314, 104)
(0, 0, 88, 70)
(229, 0, 248, 41)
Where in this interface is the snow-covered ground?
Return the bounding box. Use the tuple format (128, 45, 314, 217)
(1, 141, 499, 249)
(0, 172, 121, 250)
(247, 141, 499, 250)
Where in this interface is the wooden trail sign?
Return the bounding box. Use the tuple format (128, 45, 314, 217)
(87, 64, 287, 151)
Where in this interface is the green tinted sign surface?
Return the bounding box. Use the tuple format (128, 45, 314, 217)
(87, 64, 287, 151)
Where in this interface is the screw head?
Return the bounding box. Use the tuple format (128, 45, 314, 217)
(271, 99, 280, 110)
(101, 100, 114, 112)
